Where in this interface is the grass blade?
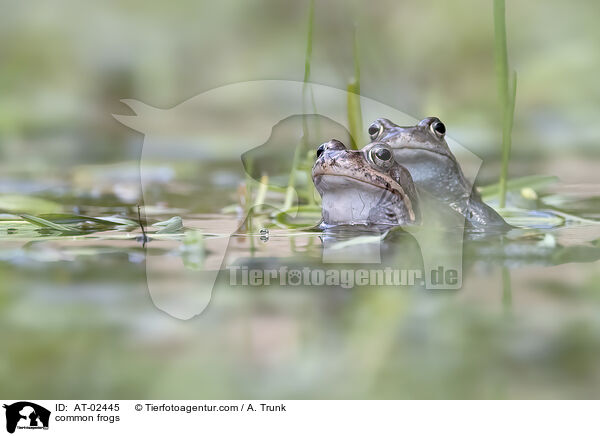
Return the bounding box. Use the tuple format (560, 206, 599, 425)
(493, 0, 517, 208)
(20, 214, 79, 232)
(285, 0, 316, 211)
(37, 214, 138, 227)
(347, 27, 363, 150)
(499, 71, 517, 207)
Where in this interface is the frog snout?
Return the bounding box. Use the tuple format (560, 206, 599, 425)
(316, 139, 347, 159)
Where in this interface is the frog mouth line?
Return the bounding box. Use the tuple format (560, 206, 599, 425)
(313, 172, 394, 193)
(394, 145, 453, 159)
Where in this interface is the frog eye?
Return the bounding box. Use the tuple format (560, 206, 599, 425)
(369, 145, 394, 168)
(368, 122, 383, 140)
(431, 120, 446, 137)
(316, 143, 325, 158)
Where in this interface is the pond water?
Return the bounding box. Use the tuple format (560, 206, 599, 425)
(2, 165, 600, 399)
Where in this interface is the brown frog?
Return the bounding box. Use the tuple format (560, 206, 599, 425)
(312, 139, 420, 228)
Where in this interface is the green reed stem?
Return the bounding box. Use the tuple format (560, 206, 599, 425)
(303, 0, 315, 89)
(253, 173, 268, 213)
(493, 0, 508, 110)
(283, 146, 302, 211)
(499, 72, 517, 208)
(347, 28, 363, 150)
(284, 0, 316, 210)
(493, 0, 517, 208)
(244, 158, 254, 226)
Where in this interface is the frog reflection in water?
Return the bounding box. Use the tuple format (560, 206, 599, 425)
(368, 117, 510, 229)
(312, 139, 420, 228)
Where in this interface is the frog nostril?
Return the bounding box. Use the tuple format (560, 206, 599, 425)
(316, 144, 326, 158)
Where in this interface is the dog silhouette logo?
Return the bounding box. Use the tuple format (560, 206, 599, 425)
(3, 402, 50, 434)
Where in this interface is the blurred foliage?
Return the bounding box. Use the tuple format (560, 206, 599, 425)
(1, 0, 600, 172)
(3, 260, 600, 399)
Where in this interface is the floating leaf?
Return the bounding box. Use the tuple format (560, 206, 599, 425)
(37, 214, 138, 228)
(154, 216, 184, 234)
(499, 208, 565, 228)
(20, 214, 79, 232)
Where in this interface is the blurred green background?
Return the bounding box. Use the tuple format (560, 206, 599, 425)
(2, 0, 600, 399)
(3, 0, 600, 173)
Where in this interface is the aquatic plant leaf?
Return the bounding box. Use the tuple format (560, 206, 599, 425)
(154, 216, 184, 234)
(37, 214, 138, 227)
(499, 208, 565, 228)
(19, 214, 79, 232)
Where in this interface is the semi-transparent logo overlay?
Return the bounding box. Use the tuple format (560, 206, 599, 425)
(114, 80, 481, 320)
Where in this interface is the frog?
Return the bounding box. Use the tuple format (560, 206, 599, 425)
(312, 139, 420, 228)
(367, 117, 510, 229)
